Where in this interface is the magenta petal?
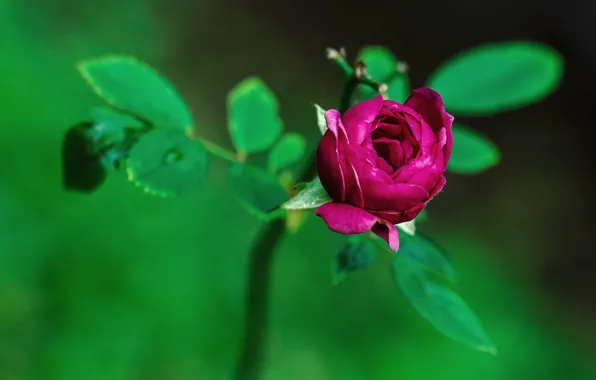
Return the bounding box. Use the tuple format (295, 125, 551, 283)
(402, 144, 445, 190)
(404, 88, 452, 130)
(369, 203, 426, 224)
(315, 202, 399, 251)
(316, 132, 346, 202)
(404, 88, 454, 161)
(345, 161, 365, 208)
(316, 110, 350, 202)
(342, 95, 384, 144)
(360, 180, 429, 211)
(372, 222, 399, 252)
(324, 109, 349, 141)
(428, 176, 446, 199)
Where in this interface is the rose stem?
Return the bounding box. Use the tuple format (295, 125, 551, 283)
(232, 48, 386, 380)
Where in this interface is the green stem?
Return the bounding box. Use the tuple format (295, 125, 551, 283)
(232, 48, 387, 380)
(198, 138, 240, 163)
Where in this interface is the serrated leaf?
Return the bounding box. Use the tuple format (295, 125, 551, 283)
(281, 177, 332, 210)
(268, 132, 307, 173)
(314, 104, 327, 134)
(227, 163, 288, 220)
(62, 123, 109, 193)
(77, 55, 193, 132)
(397, 220, 416, 236)
(448, 123, 500, 174)
(333, 235, 378, 285)
(391, 255, 496, 354)
(126, 129, 209, 197)
(355, 46, 410, 103)
(427, 41, 564, 115)
(227, 77, 283, 155)
(398, 232, 458, 282)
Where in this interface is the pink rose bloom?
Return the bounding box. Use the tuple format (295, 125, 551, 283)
(315, 89, 454, 252)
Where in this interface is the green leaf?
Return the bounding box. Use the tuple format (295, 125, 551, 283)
(84, 107, 144, 153)
(227, 77, 283, 155)
(356, 46, 410, 103)
(333, 235, 378, 285)
(267, 132, 307, 173)
(314, 104, 327, 135)
(386, 74, 410, 104)
(391, 255, 496, 354)
(427, 41, 564, 115)
(281, 177, 332, 210)
(227, 163, 288, 220)
(126, 129, 209, 197)
(398, 232, 458, 282)
(359, 46, 398, 81)
(77, 55, 193, 132)
(448, 123, 500, 174)
(90, 106, 145, 131)
(397, 220, 416, 236)
(62, 123, 109, 193)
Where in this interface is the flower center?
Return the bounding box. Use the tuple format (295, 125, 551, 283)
(371, 119, 420, 174)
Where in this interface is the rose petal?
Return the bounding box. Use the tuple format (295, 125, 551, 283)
(372, 223, 399, 252)
(346, 145, 393, 185)
(360, 179, 430, 211)
(403, 113, 436, 152)
(345, 160, 365, 208)
(404, 88, 454, 162)
(316, 132, 346, 202)
(398, 143, 445, 190)
(369, 203, 426, 224)
(342, 95, 384, 144)
(372, 137, 406, 169)
(428, 176, 446, 199)
(316, 109, 350, 202)
(324, 109, 349, 142)
(316, 202, 399, 251)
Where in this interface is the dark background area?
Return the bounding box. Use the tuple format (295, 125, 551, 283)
(1, 0, 595, 378)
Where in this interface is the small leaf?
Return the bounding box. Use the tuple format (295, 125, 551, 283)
(268, 132, 307, 173)
(90, 106, 145, 130)
(126, 129, 209, 197)
(427, 41, 564, 115)
(386, 74, 411, 104)
(227, 163, 288, 220)
(355, 46, 410, 103)
(391, 256, 495, 354)
(227, 77, 283, 155)
(84, 108, 138, 151)
(359, 46, 399, 80)
(397, 220, 416, 236)
(62, 123, 109, 193)
(77, 55, 194, 132)
(448, 123, 500, 174)
(333, 235, 378, 285)
(398, 232, 458, 282)
(281, 177, 332, 210)
(314, 104, 327, 135)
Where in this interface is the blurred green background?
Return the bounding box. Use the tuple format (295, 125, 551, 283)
(2, 0, 595, 378)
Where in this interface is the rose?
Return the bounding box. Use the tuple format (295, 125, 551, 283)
(315, 88, 453, 252)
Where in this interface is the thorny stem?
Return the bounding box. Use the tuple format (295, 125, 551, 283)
(232, 48, 388, 380)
